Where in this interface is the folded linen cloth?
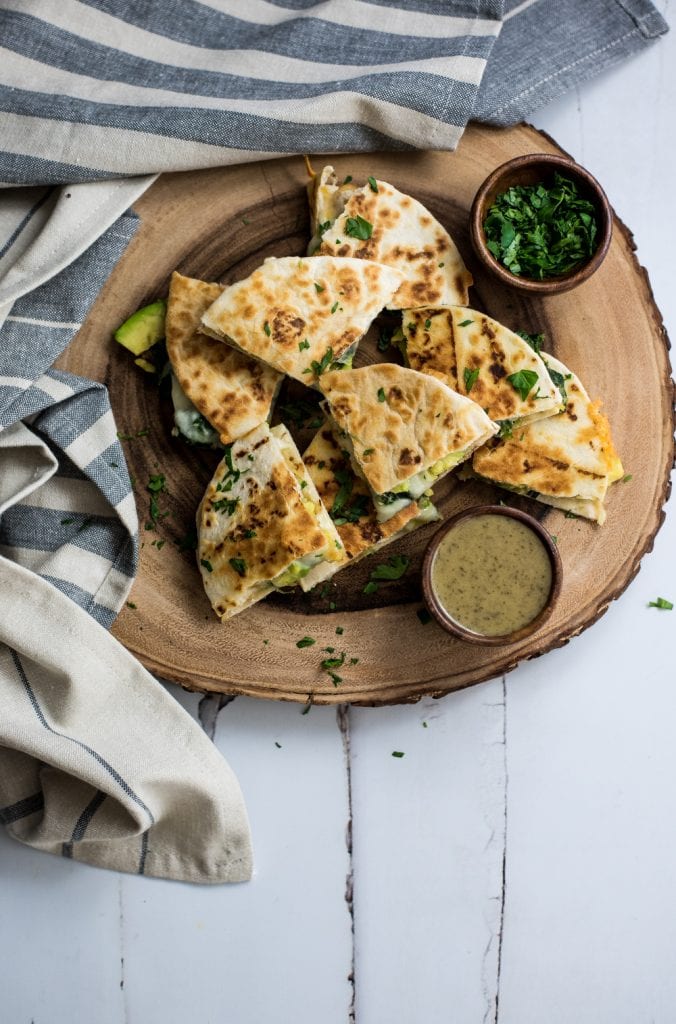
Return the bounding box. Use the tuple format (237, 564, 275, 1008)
(0, 0, 667, 882)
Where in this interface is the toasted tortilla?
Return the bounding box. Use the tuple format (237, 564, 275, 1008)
(316, 176, 472, 310)
(197, 422, 342, 619)
(319, 364, 497, 518)
(307, 165, 357, 254)
(401, 306, 562, 425)
(300, 422, 439, 586)
(471, 354, 624, 524)
(166, 272, 282, 444)
(200, 256, 403, 385)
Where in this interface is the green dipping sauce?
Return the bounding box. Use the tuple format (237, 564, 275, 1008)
(432, 514, 552, 637)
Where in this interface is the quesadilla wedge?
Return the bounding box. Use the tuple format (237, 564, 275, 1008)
(197, 422, 344, 619)
(469, 354, 624, 524)
(200, 256, 403, 386)
(300, 422, 440, 587)
(320, 364, 497, 521)
(401, 306, 562, 428)
(315, 174, 472, 310)
(166, 272, 283, 444)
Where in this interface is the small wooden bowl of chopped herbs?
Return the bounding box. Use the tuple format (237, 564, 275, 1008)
(470, 153, 612, 294)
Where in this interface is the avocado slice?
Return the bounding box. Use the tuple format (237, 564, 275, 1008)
(114, 299, 166, 356)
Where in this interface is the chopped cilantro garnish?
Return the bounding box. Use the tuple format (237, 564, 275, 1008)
(648, 597, 673, 610)
(200, 558, 213, 573)
(464, 367, 480, 393)
(345, 215, 373, 240)
(299, 339, 310, 351)
(564, 510, 581, 519)
(343, 175, 353, 184)
(368, 176, 378, 193)
(371, 555, 409, 581)
(296, 636, 316, 648)
(212, 497, 238, 515)
(363, 448, 374, 457)
(483, 173, 598, 279)
(307, 347, 334, 377)
(275, 741, 282, 749)
(321, 652, 346, 670)
(458, 319, 473, 328)
(76, 517, 94, 533)
(378, 490, 412, 505)
(517, 330, 545, 356)
(622, 474, 633, 483)
(317, 220, 331, 237)
(377, 387, 386, 402)
(229, 557, 247, 577)
(330, 301, 339, 314)
(507, 369, 539, 401)
(330, 467, 369, 525)
(126, 601, 137, 609)
(363, 581, 379, 595)
(417, 607, 432, 625)
(424, 319, 431, 329)
(328, 672, 342, 686)
(377, 326, 393, 352)
(244, 529, 257, 539)
(392, 751, 405, 758)
(263, 321, 271, 336)
(336, 626, 344, 635)
(60, 518, 75, 526)
(277, 399, 323, 429)
(314, 282, 325, 293)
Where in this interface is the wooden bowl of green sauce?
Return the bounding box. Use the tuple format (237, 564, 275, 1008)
(470, 153, 612, 294)
(421, 506, 562, 646)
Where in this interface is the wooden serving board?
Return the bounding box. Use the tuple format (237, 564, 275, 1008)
(58, 123, 674, 706)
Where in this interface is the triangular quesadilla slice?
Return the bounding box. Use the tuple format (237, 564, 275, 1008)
(166, 272, 282, 444)
(300, 422, 440, 587)
(197, 422, 344, 619)
(320, 364, 497, 522)
(315, 175, 472, 310)
(200, 256, 403, 386)
(470, 354, 624, 524)
(401, 306, 562, 428)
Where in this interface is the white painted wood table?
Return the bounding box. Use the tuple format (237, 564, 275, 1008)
(1, 10, 674, 1023)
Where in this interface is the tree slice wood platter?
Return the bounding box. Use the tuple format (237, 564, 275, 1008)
(57, 123, 674, 706)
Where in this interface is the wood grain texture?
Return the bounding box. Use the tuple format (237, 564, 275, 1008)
(56, 123, 674, 706)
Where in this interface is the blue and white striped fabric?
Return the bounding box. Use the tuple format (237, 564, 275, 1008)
(0, 0, 668, 882)
(0, 0, 505, 185)
(0, 209, 139, 625)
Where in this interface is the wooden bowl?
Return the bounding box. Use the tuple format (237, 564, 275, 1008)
(469, 153, 612, 294)
(421, 505, 563, 646)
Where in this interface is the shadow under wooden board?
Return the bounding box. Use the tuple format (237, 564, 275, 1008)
(58, 123, 674, 706)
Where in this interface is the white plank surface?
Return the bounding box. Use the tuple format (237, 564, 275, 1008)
(119, 691, 353, 1024)
(1, 8, 674, 1024)
(349, 683, 507, 1022)
(496, 6, 676, 1017)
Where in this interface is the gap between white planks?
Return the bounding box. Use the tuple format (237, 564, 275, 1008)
(197, 676, 509, 1024)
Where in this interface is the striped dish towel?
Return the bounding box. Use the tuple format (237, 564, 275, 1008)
(0, 0, 667, 882)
